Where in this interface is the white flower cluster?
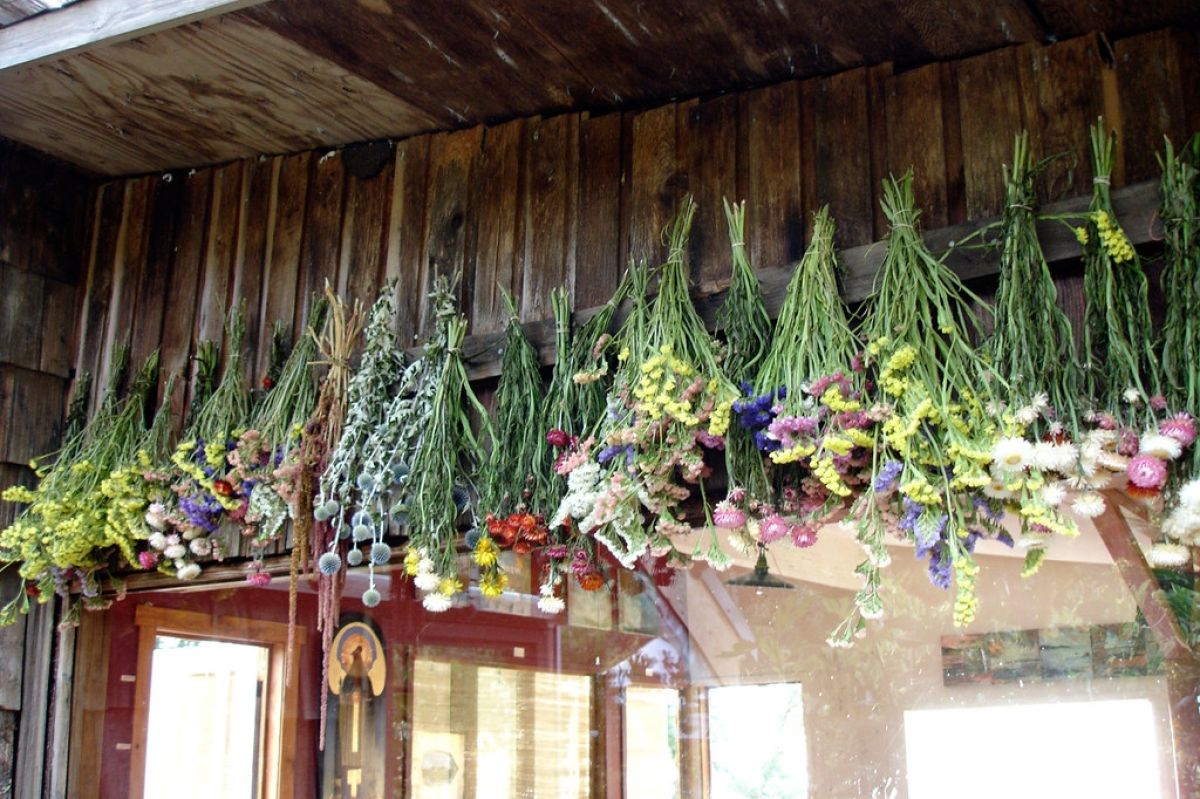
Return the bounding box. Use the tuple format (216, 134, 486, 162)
(536, 581, 565, 614)
(1162, 479, 1200, 547)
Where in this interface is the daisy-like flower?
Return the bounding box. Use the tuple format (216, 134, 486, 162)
(1123, 387, 1142, 405)
(1138, 433, 1182, 461)
(1030, 392, 1049, 413)
(1178, 479, 1200, 510)
(1160, 414, 1197, 448)
(1014, 405, 1040, 426)
(1127, 455, 1168, 489)
(148, 532, 167, 551)
(176, 563, 202, 580)
(1146, 542, 1191, 568)
(991, 437, 1033, 471)
(758, 513, 790, 544)
(789, 524, 818, 548)
(414, 571, 440, 592)
(537, 594, 565, 614)
(982, 480, 1013, 500)
(422, 592, 453, 612)
(164, 544, 187, 560)
(1071, 492, 1106, 518)
(725, 529, 755, 555)
(712, 500, 747, 529)
(144, 503, 167, 531)
(1162, 509, 1200, 542)
(1041, 483, 1067, 507)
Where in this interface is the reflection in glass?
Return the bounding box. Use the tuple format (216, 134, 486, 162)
(708, 682, 807, 798)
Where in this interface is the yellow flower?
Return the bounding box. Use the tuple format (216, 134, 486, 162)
(472, 536, 500, 568)
(403, 548, 421, 576)
(1074, 226, 1089, 246)
(618, 346, 630, 362)
(480, 571, 508, 598)
(438, 576, 463, 597)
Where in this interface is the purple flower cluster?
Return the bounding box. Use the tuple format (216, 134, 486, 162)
(597, 443, 635, 466)
(180, 492, 223, 533)
(734, 384, 789, 453)
(873, 460, 904, 492)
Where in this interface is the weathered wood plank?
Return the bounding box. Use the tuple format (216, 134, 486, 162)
(419, 127, 482, 335)
(885, 63, 949, 228)
(0, 571, 24, 711)
(743, 82, 804, 270)
(233, 156, 274, 383)
(45, 621, 75, 799)
(339, 147, 395, 310)
(865, 62, 893, 240)
(195, 163, 243, 352)
(65, 607, 109, 799)
(939, 61, 966, 225)
(688, 95, 739, 291)
(0, 366, 65, 463)
(0, 0, 274, 71)
(110, 177, 155, 384)
(0, 263, 44, 371)
(13, 597, 52, 799)
(38, 277, 77, 379)
(627, 104, 680, 267)
(73, 183, 124, 412)
(1115, 29, 1190, 184)
(157, 170, 210, 423)
(573, 112, 623, 308)
(521, 113, 578, 322)
(295, 151, 345, 332)
(1017, 36, 1107, 201)
(130, 176, 183, 374)
(808, 67, 877, 247)
(384, 136, 430, 347)
(261, 152, 310, 345)
(470, 119, 524, 335)
(0, 463, 32, 533)
(958, 47, 1027, 219)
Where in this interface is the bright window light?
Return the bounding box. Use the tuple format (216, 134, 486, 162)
(905, 699, 1163, 799)
(709, 683, 807, 799)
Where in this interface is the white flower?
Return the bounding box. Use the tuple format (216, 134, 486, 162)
(164, 544, 187, 560)
(537, 595, 565, 614)
(1123, 387, 1142, 405)
(147, 532, 167, 551)
(1032, 442, 1078, 473)
(422, 592, 453, 612)
(1030, 392, 1049, 413)
(1162, 510, 1200, 542)
(181, 527, 201, 541)
(189, 538, 212, 557)
(1139, 433, 1182, 461)
(1041, 482, 1067, 507)
(1018, 532, 1049, 548)
(1070, 492, 1105, 518)
(144, 504, 167, 531)
(1014, 405, 1040, 426)
(414, 571, 440, 592)
(725, 530, 755, 556)
(1146, 542, 1191, 568)
(982, 480, 1013, 500)
(1176, 479, 1200, 510)
(176, 563, 202, 580)
(416, 557, 435, 575)
(991, 437, 1033, 471)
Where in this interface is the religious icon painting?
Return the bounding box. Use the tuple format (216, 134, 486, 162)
(321, 616, 387, 799)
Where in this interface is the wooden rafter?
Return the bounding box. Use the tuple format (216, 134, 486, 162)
(0, 0, 271, 71)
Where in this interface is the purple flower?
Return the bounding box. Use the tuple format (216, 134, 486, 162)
(926, 546, 953, 589)
(898, 498, 923, 533)
(754, 430, 782, 453)
(996, 531, 1014, 548)
(180, 492, 223, 533)
(873, 460, 904, 493)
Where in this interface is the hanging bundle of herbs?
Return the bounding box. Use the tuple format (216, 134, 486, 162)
(1159, 135, 1200, 432)
(988, 131, 1082, 431)
(716, 199, 772, 500)
(1081, 119, 1159, 410)
(404, 277, 490, 612)
(188, 309, 251, 445)
(250, 298, 328, 452)
(1, 349, 158, 620)
(184, 341, 218, 433)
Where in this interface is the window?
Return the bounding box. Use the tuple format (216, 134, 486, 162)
(708, 683, 807, 799)
(129, 605, 305, 799)
(623, 686, 681, 799)
(904, 699, 1165, 799)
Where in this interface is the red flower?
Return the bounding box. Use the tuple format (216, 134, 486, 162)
(24, 583, 39, 598)
(262, 376, 275, 389)
(212, 479, 235, 497)
(546, 428, 570, 449)
(576, 572, 605, 591)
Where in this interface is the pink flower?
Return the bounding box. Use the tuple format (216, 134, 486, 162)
(1150, 395, 1168, 411)
(546, 429, 570, 449)
(789, 524, 818, 548)
(1117, 430, 1140, 457)
(759, 514, 789, 544)
(1127, 455, 1168, 489)
(1161, 414, 1197, 447)
(246, 571, 272, 587)
(712, 501, 746, 529)
(137, 551, 160, 570)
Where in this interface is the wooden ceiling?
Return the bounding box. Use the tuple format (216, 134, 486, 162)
(0, 0, 80, 27)
(0, 0, 1196, 176)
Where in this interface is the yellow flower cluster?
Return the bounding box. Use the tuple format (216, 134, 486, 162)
(171, 443, 239, 512)
(708, 398, 732, 438)
(438, 576, 463, 597)
(1018, 503, 1078, 537)
(879, 345, 918, 398)
(882, 397, 933, 457)
(811, 456, 852, 497)
(820, 385, 861, 413)
(633, 347, 701, 426)
(900, 478, 941, 506)
(1074, 226, 1089, 246)
(403, 548, 421, 576)
(952, 554, 979, 626)
(1093, 211, 1134, 263)
(769, 441, 815, 465)
(98, 465, 156, 565)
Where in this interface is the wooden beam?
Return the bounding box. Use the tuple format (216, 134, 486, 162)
(0, 0, 272, 72)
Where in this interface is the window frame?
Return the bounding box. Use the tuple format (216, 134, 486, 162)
(127, 604, 305, 799)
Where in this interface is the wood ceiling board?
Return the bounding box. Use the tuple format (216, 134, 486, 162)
(1032, 0, 1200, 39)
(244, 0, 593, 128)
(0, 0, 77, 28)
(0, 16, 438, 174)
(0, 0, 270, 69)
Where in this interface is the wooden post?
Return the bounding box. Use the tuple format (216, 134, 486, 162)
(1094, 497, 1200, 798)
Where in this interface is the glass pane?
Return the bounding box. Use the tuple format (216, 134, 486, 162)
(708, 683, 807, 798)
(623, 686, 680, 799)
(143, 636, 269, 799)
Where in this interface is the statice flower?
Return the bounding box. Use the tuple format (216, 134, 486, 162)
(873, 460, 904, 493)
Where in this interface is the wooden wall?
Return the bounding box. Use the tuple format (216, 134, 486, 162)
(70, 29, 1200, 423)
(0, 140, 91, 799)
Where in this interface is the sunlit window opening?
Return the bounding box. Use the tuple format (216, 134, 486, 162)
(905, 699, 1164, 799)
(708, 683, 807, 799)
